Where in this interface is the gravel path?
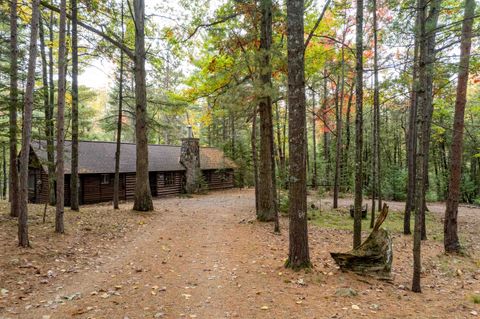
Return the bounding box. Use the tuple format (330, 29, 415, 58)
(3, 189, 479, 319)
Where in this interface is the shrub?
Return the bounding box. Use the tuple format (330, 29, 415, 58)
(474, 197, 480, 206)
(278, 191, 289, 216)
(470, 294, 480, 304)
(381, 166, 407, 201)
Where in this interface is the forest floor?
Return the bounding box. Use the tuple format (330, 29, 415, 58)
(0, 189, 479, 319)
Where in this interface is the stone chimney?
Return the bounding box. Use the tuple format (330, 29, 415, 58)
(180, 126, 200, 193)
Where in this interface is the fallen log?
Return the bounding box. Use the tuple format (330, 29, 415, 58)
(331, 203, 392, 279)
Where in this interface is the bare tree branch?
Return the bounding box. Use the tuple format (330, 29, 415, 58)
(40, 0, 135, 60)
(304, 0, 332, 51)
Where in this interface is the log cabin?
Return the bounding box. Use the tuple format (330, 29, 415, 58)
(27, 138, 236, 205)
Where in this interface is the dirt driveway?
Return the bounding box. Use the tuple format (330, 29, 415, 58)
(1, 189, 479, 319)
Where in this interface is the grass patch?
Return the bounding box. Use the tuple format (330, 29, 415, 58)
(308, 208, 443, 240)
(470, 294, 480, 304)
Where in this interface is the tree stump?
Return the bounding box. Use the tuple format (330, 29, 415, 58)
(349, 204, 368, 218)
(331, 203, 392, 279)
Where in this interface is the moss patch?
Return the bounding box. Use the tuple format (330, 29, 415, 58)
(308, 208, 443, 241)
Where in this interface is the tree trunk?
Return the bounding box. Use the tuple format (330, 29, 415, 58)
(9, 0, 20, 218)
(39, 14, 51, 191)
(250, 106, 259, 212)
(70, 0, 79, 211)
(371, 0, 380, 229)
(353, 0, 364, 249)
(404, 5, 421, 235)
(282, 105, 287, 185)
(412, 0, 428, 293)
(433, 146, 442, 198)
(47, 12, 56, 206)
(334, 44, 345, 209)
(444, 0, 475, 254)
(275, 103, 286, 189)
(114, 0, 125, 210)
(343, 82, 354, 191)
(132, 0, 154, 212)
(2, 144, 6, 200)
(257, 0, 275, 222)
(322, 71, 330, 188)
(19, 0, 40, 247)
(285, 0, 310, 270)
(55, 0, 67, 233)
(420, 0, 442, 240)
(230, 111, 236, 159)
(271, 107, 279, 232)
(251, 107, 259, 213)
(311, 89, 317, 189)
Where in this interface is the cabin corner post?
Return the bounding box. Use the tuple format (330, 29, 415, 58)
(180, 137, 200, 194)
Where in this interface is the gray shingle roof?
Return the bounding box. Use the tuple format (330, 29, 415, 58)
(30, 140, 237, 174)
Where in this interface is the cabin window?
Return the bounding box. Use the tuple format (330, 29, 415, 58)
(101, 174, 110, 185)
(164, 172, 175, 186)
(221, 172, 229, 182)
(203, 172, 212, 183)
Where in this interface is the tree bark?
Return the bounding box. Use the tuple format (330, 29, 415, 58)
(257, 0, 275, 222)
(404, 4, 421, 235)
(275, 103, 286, 189)
(132, 0, 154, 211)
(285, 0, 310, 270)
(343, 82, 354, 191)
(251, 107, 259, 213)
(353, 0, 364, 249)
(322, 71, 330, 188)
(19, 0, 41, 247)
(114, 0, 125, 210)
(311, 88, 318, 189)
(412, 0, 428, 293)
(9, 0, 20, 218)
(334, 43, 346, 209)
(419, 0, 442, 240)
(230, 111, 236, 159)
(70, 0, 80, 211)
(371, 0, 380, 229)
(331, 204, 392, 278)
(444, 0, 475, 254)
(2, 144, 6, 200)
(39, 14, 51, 200)
(55, 0, 67, 233)
(47, 12, 56, 206)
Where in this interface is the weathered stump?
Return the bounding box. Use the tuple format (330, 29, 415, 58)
(349, 204, 368, 218)
(331, 204, 392, 279)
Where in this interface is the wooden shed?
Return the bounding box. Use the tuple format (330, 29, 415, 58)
(28, 140, 236, 205)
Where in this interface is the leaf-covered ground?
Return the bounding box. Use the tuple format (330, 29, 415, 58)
(0, 189, 479, 318)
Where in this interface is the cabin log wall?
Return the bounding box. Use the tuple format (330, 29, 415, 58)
(28, 168, 49, 204)
(203, 169, 235, 190)
(156, 171, 183, 196)
(29, 167, 234, 205)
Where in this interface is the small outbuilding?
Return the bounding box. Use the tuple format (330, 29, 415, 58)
(27, 138, 236, 205)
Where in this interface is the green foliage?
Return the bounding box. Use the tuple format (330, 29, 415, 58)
(381, 167, 407, 201)
(461, 174, 479, 204)
(196, 172, 209, 194)
(278, 191, 289, 216)
(474, 197, 480, 206)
